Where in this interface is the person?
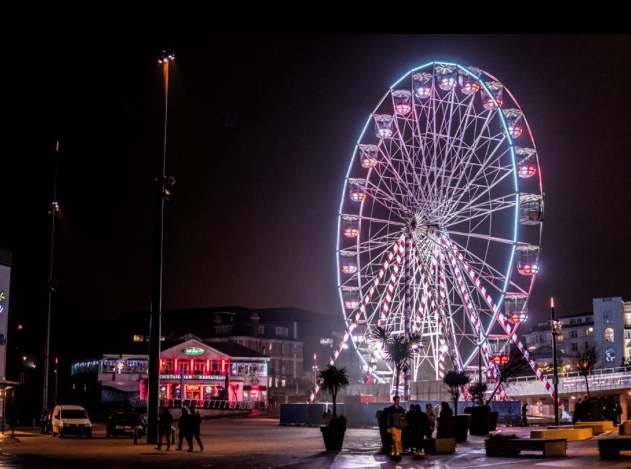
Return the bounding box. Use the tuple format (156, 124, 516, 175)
(616, 403, 623, 425)
(323, 409, 332, 425)
(573, 397, 582, 424)
(425, 403, 435, 439)
(377, 407, 392, 454)
(176, 407, 191, 451)
(436, 401, 453, 439)
(414, 404, 429, 453)
(521, 402, 528, 427)
(386, 396, 406, 460)
(188, 404, 204, 452)
(156, 408, 173, 451)
(582, 394, 591, 421)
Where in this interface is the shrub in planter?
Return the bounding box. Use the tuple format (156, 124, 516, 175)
(317, 365, 349, 452)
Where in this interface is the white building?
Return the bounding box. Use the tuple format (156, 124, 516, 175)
(521, 297, 631, 369)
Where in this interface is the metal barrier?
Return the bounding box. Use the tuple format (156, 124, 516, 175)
(129, 398, 268, 410)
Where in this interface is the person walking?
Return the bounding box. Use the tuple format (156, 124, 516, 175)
(156, 408, 173, 451)
(616, 403, 623, 425)
(436, 401, 453, 439)
(176, 407, 191, 451)
(386, 396, 406, 461)
(188, 404, 204, 452)
(521, 402, 528, 427)
(573, 397, 582, 424)
(425, 403, 435, 439)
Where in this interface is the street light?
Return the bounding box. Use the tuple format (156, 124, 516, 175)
(550, 297, 562, 426)
(147, 50, 175, 445)
(43, 140, 60, 415)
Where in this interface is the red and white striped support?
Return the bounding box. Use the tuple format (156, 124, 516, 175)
(440, 235, 563, 409)
(438, 339, 446, 379)
(379, 240, 405, 326)
(440, 245, 509, 401)
(308, 234, 405, 403)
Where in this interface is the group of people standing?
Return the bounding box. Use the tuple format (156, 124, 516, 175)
(379, 396, 453, 460)
(572, 395, 623, 425)
(156, 405, 204, 452)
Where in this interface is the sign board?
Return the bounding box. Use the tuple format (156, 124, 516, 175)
(0, 260, 11, 379)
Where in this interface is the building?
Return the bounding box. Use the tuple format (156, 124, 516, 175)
(521, 297, 631, 370)
(97, 306, 350, 405)
(69, 337, 269, 409)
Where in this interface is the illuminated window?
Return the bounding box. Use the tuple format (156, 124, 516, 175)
(625, 330, 631, 340)
(133, 335, 144, 342)
(604, 310, 613, 324)
(281, 378, 286, 387)
(605, 328, 614, 342)
(605, 348, 615, 363)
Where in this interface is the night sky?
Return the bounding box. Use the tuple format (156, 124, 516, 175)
(3, 35, 631, 365)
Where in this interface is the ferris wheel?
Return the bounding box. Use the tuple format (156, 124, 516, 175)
(310, 61, 559, 406)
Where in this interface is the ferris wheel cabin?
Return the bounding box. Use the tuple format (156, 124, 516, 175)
(516, 245, 540, 275)
(519, 194, 544, 225)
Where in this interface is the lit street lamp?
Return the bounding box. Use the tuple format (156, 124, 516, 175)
(147, 50, 175, 445)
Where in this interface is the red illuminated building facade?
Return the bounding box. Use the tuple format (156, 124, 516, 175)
(70, 337, 268, 408)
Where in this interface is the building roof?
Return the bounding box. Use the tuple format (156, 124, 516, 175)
(101, 338, 267, 359)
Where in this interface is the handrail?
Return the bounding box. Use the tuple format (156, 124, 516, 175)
(507, 366, 631, 383)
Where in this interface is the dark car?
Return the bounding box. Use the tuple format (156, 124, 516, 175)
(106, 412, 147, 438)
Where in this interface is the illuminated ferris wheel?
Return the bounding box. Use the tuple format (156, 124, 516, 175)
(327, 61, 553, 401)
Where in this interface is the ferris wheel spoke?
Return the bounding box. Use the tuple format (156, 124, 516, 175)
(363, 181, 412, 219)
(441, 194, 516, 228)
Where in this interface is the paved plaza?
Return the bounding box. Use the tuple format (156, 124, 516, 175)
(0, 416, 630, 469)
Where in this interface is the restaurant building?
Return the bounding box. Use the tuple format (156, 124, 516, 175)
(70, 336, 269, 408)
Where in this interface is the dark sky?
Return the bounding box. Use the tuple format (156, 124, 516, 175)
(3, 35, 631, 358)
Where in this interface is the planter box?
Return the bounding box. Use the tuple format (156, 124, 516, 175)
(489, 411, 499, 431)
(425, 438, 456, 454)
(469, 406, 490, 436)
(453, 414, 471, 442)
(320, 425, 345, 452)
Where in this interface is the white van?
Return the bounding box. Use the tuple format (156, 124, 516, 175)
(51, 405, 92, 438)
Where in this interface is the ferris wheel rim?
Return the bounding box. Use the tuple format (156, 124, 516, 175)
(336, 60, 542, 381)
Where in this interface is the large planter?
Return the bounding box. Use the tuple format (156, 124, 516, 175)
(453, 414, 471, 442)
(469, 406, 491, 436)
(320, 425, 346, 451)
(489, 411, 499, 431)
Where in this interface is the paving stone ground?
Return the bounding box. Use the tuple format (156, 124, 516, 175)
(0, 416, 630, 468)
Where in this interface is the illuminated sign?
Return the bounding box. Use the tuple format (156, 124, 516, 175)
(160, 374, 225, 381)
(181, 347, 204, 356)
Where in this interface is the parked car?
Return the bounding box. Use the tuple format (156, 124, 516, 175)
(51, 405, 92, 438)
(106, 412, 147, 438)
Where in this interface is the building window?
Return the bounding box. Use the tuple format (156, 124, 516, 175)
(133, 335, 145, 342)
(281, 378, 286, 387)
(216, 325, 232, 334)
(625, 330, 631, 340)
(605, 328, 614, 342)
(605, 348, 615, 363)
(570, 343, 578, 353)
(570, 330, 578, 339)
(259, 325, 265, 334)
(604, 310, 613, 324)
(275, 327, 288, 336)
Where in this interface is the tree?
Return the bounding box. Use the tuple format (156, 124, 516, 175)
(372, 326, 422, 399)
(443, 370, 471, 414)
(318, 365, 350, 417)
(485, 347, 530, 405)
(569, 344, 598, 399)
(469, 381, 488, 406)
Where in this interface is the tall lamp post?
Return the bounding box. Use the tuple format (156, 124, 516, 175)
(43, 141, 60, 414)
(550, 297, 562, 426)
(147, 50, 175, 445)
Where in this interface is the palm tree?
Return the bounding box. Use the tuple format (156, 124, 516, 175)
(372, 326, 422, 399)
(485, 347, 530, 404)
(443, 370, 472, 414)
(318, 365, 350, 417)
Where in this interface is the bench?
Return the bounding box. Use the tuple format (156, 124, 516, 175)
(424, 438, 456, 454)
(531, 427, 593, 441)
(619, 423, 631, 435)
(577, 421, 614, 433)
(485, 438, 567, 457)
(598, 437, 631, 459)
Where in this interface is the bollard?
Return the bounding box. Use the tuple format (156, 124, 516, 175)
(133, 426, 139, 445)
(171, 426, 176, 445)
